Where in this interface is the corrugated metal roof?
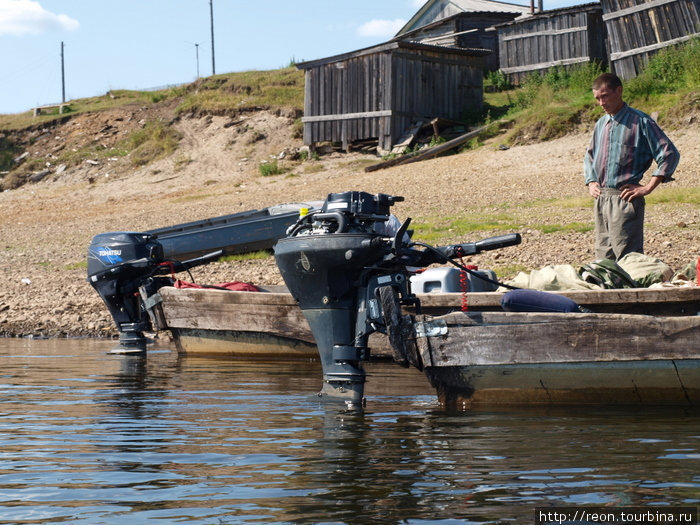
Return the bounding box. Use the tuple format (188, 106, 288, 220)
(295, 40, 490, 70)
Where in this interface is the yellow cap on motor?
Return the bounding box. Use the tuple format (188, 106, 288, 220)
(299, 207, 309, 217)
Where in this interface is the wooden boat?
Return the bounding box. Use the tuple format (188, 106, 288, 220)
(147, 283, 700, 407)
(401, 309, 700, 408)
(151, 284, 700, 355)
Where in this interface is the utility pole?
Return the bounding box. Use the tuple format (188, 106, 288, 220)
(195, 43, 200, 79)
(209, 0, 216, 75)
(61, 41, 65, 103)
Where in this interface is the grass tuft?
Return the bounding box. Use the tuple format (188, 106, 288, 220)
(122, 120, 181, 166)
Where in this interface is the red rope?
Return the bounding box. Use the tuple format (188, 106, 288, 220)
(459, 257, 469, 312)
(159, 261, 177, 279)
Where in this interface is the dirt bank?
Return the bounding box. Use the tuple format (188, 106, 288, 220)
(1, 111, 698, 339)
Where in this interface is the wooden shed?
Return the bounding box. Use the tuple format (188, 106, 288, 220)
(296, 41, 488, 153)
(601, 0, 700, 79)
(497, 3, 608, 83)
(394, 11, 524, 71)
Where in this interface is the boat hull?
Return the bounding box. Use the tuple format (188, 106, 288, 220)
(424, 360, 700, 408)
(157, 286, 393, 357)
(408, 311, 700, 407)
(170, 328, 318, 357)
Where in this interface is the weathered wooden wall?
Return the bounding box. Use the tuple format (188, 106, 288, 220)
(602, 0, 700, 79)
(498, 4, 607, 83)
(389, 47, 484, 148)
(298, 42, 484, 152)
(398, 12, 522, 71)
(301, 50, 391, 151)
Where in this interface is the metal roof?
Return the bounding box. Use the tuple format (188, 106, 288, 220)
(295, 40, 490, 70)
(397, 0, 532, 36)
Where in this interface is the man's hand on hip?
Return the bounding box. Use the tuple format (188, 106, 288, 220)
(587, 182, 601, 198)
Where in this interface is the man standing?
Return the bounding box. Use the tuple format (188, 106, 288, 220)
(584, 72, 680, 261)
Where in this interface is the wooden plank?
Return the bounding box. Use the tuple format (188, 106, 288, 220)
(161, 296, 313, 342)
(364, 120, 501, 172)
(501, 25, 588, 41)
(160, 287, 297, 305)
(391, 120, 424, 154)
(610, 31, 700, 60)
(416, 287, 700, 310)
(421, 311, 700, 367)
(500, 55, 589, 74)
(603, 0, 679, 20)
(301, 110, 393, 123)
(162, 285, 700, 315)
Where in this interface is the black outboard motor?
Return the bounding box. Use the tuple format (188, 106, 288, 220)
(275, 192, 406, 405)
(274, 191, 521, 406)
(87, 232, 168, 352)
(87, 231, 219, 353)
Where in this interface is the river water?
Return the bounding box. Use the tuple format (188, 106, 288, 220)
(0, 338, 698, 524)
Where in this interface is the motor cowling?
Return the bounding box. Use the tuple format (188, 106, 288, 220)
(87, 232, 167, 352)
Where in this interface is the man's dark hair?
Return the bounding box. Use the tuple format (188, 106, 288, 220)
(593, 72, 622, 90)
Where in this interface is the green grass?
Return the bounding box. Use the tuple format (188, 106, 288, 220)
(491, 263, 530, 279)
(169, 193, 215, 204)
(220, 250, 272, 262)
(646, 186, 700, 205)
(301, 163, 325, 174)
(538, 222, 593, 234)
(175, 68, 304, 116)
(0, 89, 180, 131)
(121, 120, 182, 166)
(65, 261, 87, 271)
(412, 213, 521, 242)
(259, 160, 284, 176)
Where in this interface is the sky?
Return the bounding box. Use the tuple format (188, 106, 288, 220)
(1, 0, 581, 115)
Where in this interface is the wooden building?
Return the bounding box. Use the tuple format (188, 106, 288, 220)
(395, 0, 532, 71)
(296, 41, 488, 153)
(394, 12, 524, 71)
(497, 3, 608, 83)
(601, 0, 700, 79)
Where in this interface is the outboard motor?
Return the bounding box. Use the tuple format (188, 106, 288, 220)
(274, 191, 522, 406)
(87, 232, 219, 353)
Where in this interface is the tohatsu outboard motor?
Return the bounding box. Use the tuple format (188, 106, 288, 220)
(87, 232, 220, 353)
(274, 191, 521, 406)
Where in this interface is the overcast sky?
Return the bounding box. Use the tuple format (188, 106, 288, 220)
(0, 0, 580, 114)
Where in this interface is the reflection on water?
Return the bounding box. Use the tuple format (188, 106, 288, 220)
(0, 338, 698, 524)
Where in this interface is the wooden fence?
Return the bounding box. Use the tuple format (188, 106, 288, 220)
(602, 0, 700, 79)
(498, 3, 607, 83)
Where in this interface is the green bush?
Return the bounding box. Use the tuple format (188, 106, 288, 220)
(485, 70, 512, 91)
(627, 37, 700, 98)
(259, 160, 283, 176)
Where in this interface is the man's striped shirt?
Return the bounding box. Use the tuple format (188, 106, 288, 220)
(584, 103, 680, 188)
